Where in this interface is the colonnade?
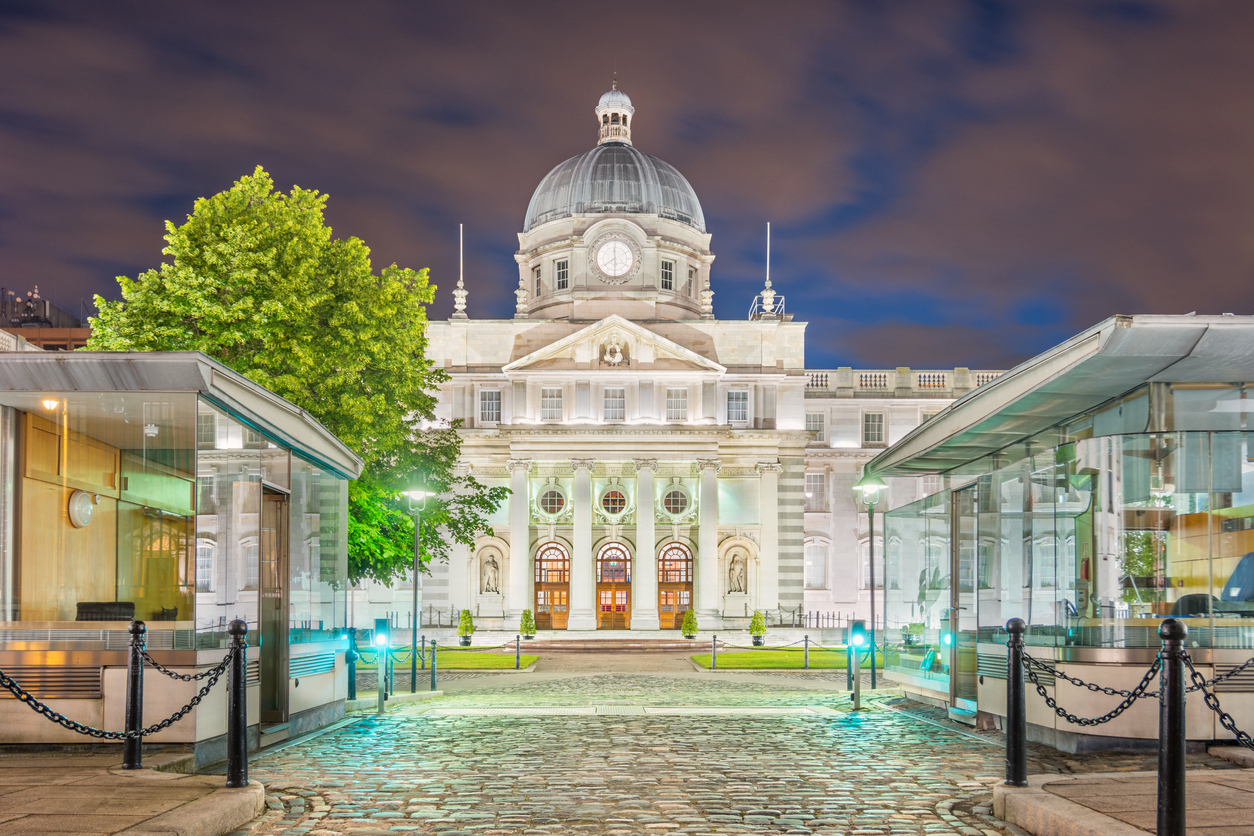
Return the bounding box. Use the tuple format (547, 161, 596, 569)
(501, 457, 781, 631)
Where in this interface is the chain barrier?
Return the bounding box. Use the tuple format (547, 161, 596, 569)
(1183, 654, 1254, 752)
(142, 649, 233, 681)
(1022, 651, 1161, 727)
(1024, 650, 1254, 697)
(0, 649, 234, 740)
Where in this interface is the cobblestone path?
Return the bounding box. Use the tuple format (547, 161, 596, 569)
(238, 673, 1235, 836)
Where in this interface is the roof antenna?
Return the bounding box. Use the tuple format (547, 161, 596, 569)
(452, 223, 468, 319)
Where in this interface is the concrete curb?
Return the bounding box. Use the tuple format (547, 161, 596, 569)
(107, 770, 265, 836)
(1210, 745, 1254, 767)
(993, 773, 1151, 836)
(346, 690, 444, 712)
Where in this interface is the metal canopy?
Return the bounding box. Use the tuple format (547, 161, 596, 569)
(867, 314, 1254, 477)
(0, 351, 363, 479)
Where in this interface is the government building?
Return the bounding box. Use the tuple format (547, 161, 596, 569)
(403, 86, 1002, 634)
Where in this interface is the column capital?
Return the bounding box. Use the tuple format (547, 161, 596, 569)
(696, 458, 722, 473)
(507, 458, 532, 473)
(633, 458, 658, 473)
(755, 461, 783, 474)
(571, 458, 596, 472)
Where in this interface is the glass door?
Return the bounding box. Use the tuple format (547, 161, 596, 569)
(259, 490, 289, 724)
(950, 484, 979, 710)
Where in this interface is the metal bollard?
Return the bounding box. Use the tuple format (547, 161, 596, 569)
(852, 642, 862, 710)
(1005, 618, 1028, 787)
(225, 619, 249, 789)
(346, 628, 357, 701)
(430, 639, 438, 691)
(516, 635, 521, 670)
(846, 642, 853, 692)
(1158, 618, 1188, 836)
(804, 635, 809, 670)
(122, 620, 147, 770)
(712, 635, 718, 670)
(421, 635, 426, 671)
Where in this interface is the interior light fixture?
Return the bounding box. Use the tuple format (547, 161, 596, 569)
(42, 398, 58, 410)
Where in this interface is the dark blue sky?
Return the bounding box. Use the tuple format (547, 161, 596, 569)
(2, 1, 1252, 369)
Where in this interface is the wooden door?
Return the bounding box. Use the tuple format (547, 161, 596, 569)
(534, 543, 570, 631)
(596, 544, 631, 630)
(657, 543, 693, 630)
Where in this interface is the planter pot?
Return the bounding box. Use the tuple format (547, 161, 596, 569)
(459, 636, 472, 647)
(522, 634, 535, 640)
(751, 635, 765, 646)
(683, 634, 696, 640)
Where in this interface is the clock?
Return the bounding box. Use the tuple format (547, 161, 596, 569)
(596, 240, 634, 277)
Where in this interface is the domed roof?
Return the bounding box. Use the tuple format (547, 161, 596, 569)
(523, 143, 706, 233)
(598, 86, 632, 110)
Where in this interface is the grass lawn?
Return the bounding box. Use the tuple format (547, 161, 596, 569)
(690, 648, 886, 670)
(355, 648, 538, 670)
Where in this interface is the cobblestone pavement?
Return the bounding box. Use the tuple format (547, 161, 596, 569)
(238, 673, 1237, 836)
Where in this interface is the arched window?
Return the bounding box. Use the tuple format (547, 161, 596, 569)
(658, 543, 692, 583)
(241, 537, 259, 591)
(535, 543, 570, 583)
(862, 540, 884, 589)
(804, 542, 826, 589)
(597, 543, 631, 582)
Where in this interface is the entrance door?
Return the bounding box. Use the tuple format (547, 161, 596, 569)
(596, 544, 631, 630)
(949, 484, 979, 710)
(259, 490, 289, 724)
(534, 543, 570, 630)
(657, 543, 693, 630)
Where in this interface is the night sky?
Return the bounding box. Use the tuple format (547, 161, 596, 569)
(2, 1, 1253, 370)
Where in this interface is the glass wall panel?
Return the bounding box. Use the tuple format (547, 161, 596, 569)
(0, 392, 197, 625)
(288, 454, 346, 643)
(194, 400, 262, 647)
(884, 490, 951, 691)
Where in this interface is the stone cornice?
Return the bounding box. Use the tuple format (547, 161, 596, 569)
(633, 458, 658, 472)
(570, 458, 596, 471)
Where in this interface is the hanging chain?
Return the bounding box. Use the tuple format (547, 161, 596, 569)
(1023, 655, 1160, 727)
(0, 649, 234, 740)
(1183, 654, 1254, 752)
(1026, 650, 1254, 697)
(143, 649, 233, 681)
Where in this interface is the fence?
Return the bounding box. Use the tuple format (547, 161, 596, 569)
(1003, 617, 1254, 836)
(0, 619, 252, 787)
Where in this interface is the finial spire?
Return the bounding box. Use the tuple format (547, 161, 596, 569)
(760, 222, 776, 313)
(452, 223, 468, 319)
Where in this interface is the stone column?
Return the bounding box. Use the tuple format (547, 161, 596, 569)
(696, 458, 721, 625)
(507, 458, 531, 630)
(631, 459, 660, 630)
(568, 458, 597, 630)
(757, 462, 782, 611)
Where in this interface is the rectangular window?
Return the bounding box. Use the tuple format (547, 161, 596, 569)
(665, 388, 688, 421)
(479, 390, 501, 424)
(862, 543, 884, 589)
(863, 412, 885, 445)
(541, 388, 563, 421)
(604, 388, 625, 421)
(806, 412, 825, 442)
(688, 267, 696, 295)
(804, 543, 827, 589)
(195, 542, 214, 592)
(661, 260, 674, 290)
(533, 266, 542, 297)
(805, 473, 826, 512)
(727, 390, 749, 425)
(196, 412, 216, 446)
(555, 259, 568, 290)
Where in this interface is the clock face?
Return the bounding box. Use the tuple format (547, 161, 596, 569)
(596, 240, 634, 278)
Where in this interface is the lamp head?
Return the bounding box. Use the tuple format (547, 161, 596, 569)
(403, 485, 431, 510)
(853, 472, 887, 505)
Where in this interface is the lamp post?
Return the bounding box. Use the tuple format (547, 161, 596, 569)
(403, 487, 431, 694)
(853, 471, 887, 689)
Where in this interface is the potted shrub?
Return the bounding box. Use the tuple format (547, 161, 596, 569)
(749, 610, 767, 646)
(519, 609, 536, 639)
(681, 609, 698, 639)
(457, 609, 474, 646)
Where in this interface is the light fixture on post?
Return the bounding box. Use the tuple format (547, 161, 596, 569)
(852, 470, 887, 689)
(403, 485, 432, 694)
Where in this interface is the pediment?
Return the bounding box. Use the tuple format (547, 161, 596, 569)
(502, 315, 725, 375)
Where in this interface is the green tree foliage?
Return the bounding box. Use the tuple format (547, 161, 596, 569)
(749, 610, 767, 637)
(681, 609, 699, 636)
(457, 609, 475, 637)
(519, 609, 536, 637)
(88, 166, 507, 583)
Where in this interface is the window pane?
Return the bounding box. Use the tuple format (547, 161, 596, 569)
(806, 412, 824, 441)
(541, 388, 562, 420)
(804, 544, 826, 588)
(805, 473, 826, 512)
(555, 260, 568, 290)
(863, 412, 885, 444)
(727, 391, 748, 424)
(661, 260, 674, 290)
(480, 390, 501, 423)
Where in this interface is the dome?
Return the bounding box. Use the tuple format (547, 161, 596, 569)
(523, 143, 706, 233)
(598, 87, 632, 110)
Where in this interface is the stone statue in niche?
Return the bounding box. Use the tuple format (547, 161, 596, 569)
(481, 554, 500, 594)
(728, 552, 747, 594)
(603, 333, 625, 365)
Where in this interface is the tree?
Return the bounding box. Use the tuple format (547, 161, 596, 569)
(89, 166, 507, 583)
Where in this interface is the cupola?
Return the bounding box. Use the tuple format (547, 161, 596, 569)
(596, 81, 635, 145)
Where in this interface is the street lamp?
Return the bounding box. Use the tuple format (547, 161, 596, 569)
(852, 471, 887, 689)
(404, 486, 431, 694)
